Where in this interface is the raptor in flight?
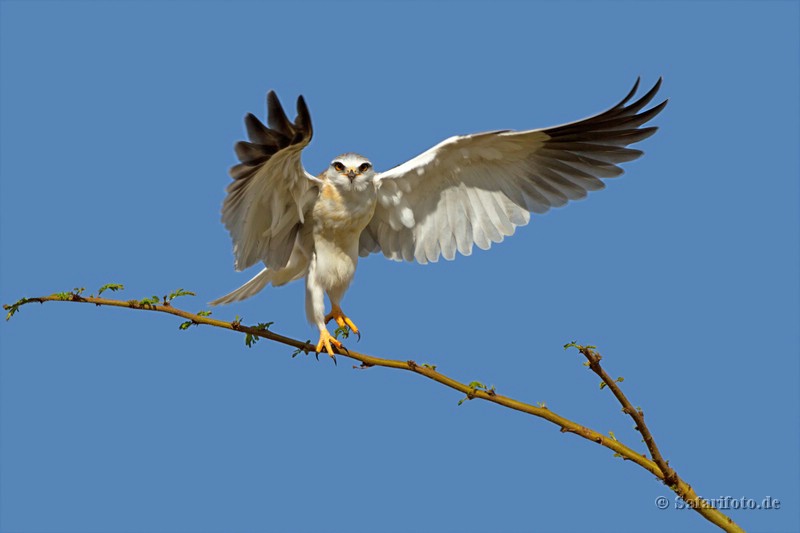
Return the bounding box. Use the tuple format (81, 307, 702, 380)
(211, 79, 667, 357)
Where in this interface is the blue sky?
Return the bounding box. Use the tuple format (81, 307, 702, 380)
(1, 1, 798, 532)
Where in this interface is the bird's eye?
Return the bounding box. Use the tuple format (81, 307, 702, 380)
(358, 162, 372, 172)
(333, 162, 345, 172)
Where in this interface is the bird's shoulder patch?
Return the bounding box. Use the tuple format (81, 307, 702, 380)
(320, 182, 343, 203)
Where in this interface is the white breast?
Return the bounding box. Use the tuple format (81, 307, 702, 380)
(310, 182, 377, 291)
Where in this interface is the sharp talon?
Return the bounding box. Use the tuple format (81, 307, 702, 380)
(325, 308, 361, 340)
(343, 317, 359, 336)
(330, 353, 337, 365)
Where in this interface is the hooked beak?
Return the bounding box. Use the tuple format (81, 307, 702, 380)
(346, 169, 357, 181)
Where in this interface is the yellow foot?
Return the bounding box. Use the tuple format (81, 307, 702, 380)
(315, 329, 343, 359)
(324, 305, 360, 339)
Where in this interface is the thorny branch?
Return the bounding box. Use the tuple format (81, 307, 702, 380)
(4, 288, 744, 533)
(568, 343, 679, 486)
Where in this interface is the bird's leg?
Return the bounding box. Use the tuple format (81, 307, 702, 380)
(307, 268, 340, 361)
(324, 303, 360, 339)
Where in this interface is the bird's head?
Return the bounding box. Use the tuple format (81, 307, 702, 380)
(326, 153, 375, 191)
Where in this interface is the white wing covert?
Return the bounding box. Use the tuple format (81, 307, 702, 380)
(361, 78, 667, 264)
(221, 92, 318, 271)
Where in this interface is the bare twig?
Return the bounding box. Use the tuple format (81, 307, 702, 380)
(564, 342, 738, 531)
(570, 343, 678, 485)
(4, 291, 744, 533)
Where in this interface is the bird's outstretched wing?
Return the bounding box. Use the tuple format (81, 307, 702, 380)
(360, 78, 667, 264)
(222, 91, 318, 271)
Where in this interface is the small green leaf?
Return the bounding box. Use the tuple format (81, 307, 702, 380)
(167, 288, 196, 302)
(608, 430, 617, 441)
(421, 363, 437, 371)
(98, 283, 124, 295)
(467, 381, 487, 390)
(291, 341, 312, 358)
(243, 322, 273, 347)
(138, 296, 159, 306)
(616, 376, 625, 383)
(3, 297, 32, 321)
(457, 397, 468, 406)
(291, 347, 303, 358)
(245, 332, 259, 347)
(334, 325, 350, 339)
(179, 311, 211, 330)
(54, 292, 71, 301)
(600, 382, 607, 390)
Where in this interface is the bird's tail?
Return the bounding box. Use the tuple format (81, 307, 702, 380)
(210, 259, 308, 306)
(210, 268, 274, 306)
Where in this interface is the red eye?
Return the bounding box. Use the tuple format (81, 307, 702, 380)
(333, 162, 345, 172)
(359, 162, 372, 172)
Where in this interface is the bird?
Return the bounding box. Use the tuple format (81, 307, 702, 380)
(211, 78, 667, 358)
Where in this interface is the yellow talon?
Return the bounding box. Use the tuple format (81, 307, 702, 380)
(343, 316, 358, 334)
(324, 305, 360, 336)
(315, 329, 342, 358)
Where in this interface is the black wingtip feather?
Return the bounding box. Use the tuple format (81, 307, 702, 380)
(266, 91, 293, 135)
(295, 95, 313, 139)
(588, 77, 659, 123)
(244, 112, 278, 146)
(616, 77, 641, 109)
(637, 98, 669, 121)
(228, 90, 314, 178)
(234, 141, 271, 165)
(623, 78, 664, 116)
(545, 78, 666, 139)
